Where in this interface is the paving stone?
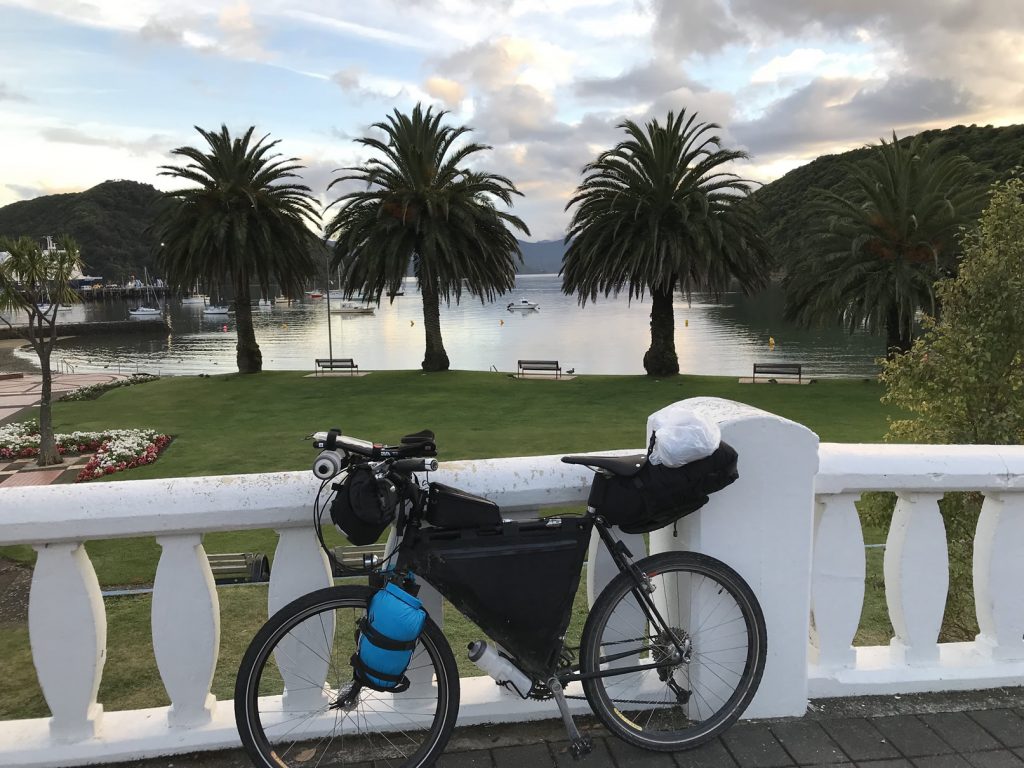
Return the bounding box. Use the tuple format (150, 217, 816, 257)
(769, 720, 847, 764)
(913, 756, 973, 768)
(492, 743, 554, 768)
(674, 738, 740, 768)
(967, 711, 1024, 748)
(720, 723, 795, 767)
(550, 737, 614, 768)
(0, 468, 63, 486)
(921, 714, 1002, 753)
(438, 750, 495, 768)
(961, 751, 1024, 768)
(605, 736, 678, 767)
(820, 719, 900, 762)
(872, 715, 955, 756)
(856, 761, 913, 768)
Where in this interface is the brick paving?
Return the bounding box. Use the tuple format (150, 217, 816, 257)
(113, 702, 1024, 768)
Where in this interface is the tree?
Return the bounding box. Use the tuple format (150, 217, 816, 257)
(154, 125, 320, 373)
(784, 133, 984, 356)
(0, 235, 82, 465)
(561, 110, 771, 376)
(325, 104, 529, 372)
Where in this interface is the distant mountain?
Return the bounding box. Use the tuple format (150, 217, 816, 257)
(752, 123, 1024, 266)
(0, 180, 164, 281)
(517, 238, 565, 274)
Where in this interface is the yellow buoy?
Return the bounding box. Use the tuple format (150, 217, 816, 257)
(500, 319, 504, 326)
(684, 319, 689, 327)
(410, 320, 415, 327)
(768, 336, 776, 350)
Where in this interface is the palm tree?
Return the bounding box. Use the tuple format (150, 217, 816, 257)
(154, 125, 320, 373)
(562, 110, 771, 376)
(784, 133, 983, 355)
(0, 235, 82, 465)
(325, 104, 529, 372)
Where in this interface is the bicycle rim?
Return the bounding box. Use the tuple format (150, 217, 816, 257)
(581, 552, 766, 750)
(235, 587, 459, 768)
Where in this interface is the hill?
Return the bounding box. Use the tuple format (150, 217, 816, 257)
(0, 180, 164, 281)
(752, 123, 1024, 264)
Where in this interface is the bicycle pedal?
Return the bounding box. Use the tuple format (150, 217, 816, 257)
(569, 736, 593, 759)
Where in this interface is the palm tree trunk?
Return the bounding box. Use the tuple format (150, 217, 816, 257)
(234, 271, 262, 373)
(885, 305, 911, 358)
(420, 274, 450, 372)
(643, 286, 680, 376)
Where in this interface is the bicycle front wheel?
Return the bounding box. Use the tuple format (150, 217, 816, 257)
(235, 585, 460, 768)
(580, 551, 766, 751)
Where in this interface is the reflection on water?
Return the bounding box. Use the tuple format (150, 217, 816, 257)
(9, 275, 884, 377)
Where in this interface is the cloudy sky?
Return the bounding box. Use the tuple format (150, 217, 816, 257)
(2, 0, 1023, 239)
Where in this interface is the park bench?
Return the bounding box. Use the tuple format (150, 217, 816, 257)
(315, 358, 358, 376)
(752, 362, 802, 383)
(518, 359, 561, 378)
(206, 552, 271, 585)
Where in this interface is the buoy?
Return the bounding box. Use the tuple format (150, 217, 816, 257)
(500, 319, 504, 326)
(222, 325, 228, 332)
(769, 336, 775, 350)
(684, 319, 689, 327)
(410, 320, 414, 326)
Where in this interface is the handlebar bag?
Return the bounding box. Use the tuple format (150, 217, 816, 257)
(330, 465, 397, 545)
(399, 516, 593, 679)
(352, 582, 426, 692)
(588, 441, 739, 534)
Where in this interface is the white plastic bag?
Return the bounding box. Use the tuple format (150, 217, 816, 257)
(646, 404, 720, 467)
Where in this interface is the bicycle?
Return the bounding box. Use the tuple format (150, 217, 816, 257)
(234, 428, 767, 767)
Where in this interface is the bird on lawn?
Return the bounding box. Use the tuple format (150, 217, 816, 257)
(567, 367, 575, 375)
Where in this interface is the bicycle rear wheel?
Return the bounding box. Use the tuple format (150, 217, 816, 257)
(580, 551, 766, 751)
(235, 585, 459, 768)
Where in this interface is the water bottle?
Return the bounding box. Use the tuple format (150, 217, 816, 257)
(467, 640, 533, 698)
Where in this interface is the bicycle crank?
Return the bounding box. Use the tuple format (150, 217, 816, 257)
(547, 677, 592, 760)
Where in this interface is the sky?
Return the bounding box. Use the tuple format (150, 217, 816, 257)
(2, 0, 1023, 241)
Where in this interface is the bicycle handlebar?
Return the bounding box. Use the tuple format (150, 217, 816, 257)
(311, 430, 438, 460)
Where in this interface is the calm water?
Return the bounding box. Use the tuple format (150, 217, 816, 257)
(6, 275, 884, 377)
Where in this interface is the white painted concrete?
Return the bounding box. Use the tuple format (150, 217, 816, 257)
(4, 402, 1024, 767)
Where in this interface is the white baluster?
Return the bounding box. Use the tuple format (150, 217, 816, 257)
(28, 542, 106, 742)
(587, 525, 648, 669)
(404, 581, 443, 689)
(269, 527, 335, 712)
(973, 493, 1024, 661)
(809, 493, 864, 669)
(152, 534, 219, 726)
(884, 493, 947, 665)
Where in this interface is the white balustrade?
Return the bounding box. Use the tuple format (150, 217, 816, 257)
(4, 406, 1024, 767)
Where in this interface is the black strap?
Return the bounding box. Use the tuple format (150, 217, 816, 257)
(350, 653, 411, 693)
(357, 618, 418, 651)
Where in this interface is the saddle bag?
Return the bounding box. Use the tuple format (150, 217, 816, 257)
(589, 441, 739, 534)
(352, 582, 427, 692)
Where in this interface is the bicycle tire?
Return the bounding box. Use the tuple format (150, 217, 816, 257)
(235, 585, 460, 768)
(580, 551, 766, 751)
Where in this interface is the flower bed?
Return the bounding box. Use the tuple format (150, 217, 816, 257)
(0, 421, 172, 481)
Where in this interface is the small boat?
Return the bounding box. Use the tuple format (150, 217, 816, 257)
(58, 304, 73, 311)
(202, 305, 230, 316)
(128, 306, 162, 317)
(258, 298, 274, 308)
(506, 298, 539, 311)
(305, 289, 324, 298)
(330, 303, 375, 315)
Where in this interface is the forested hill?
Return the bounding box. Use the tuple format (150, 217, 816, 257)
(0, 180, 164, 281)
(752, 123, 1024, 263)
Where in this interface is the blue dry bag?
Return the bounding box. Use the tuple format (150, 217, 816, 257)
(353, 582, 427, 692)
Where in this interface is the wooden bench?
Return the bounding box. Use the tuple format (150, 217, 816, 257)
(315, 358, 358, 375)
(206, 552, 271, 585)
(518, 359, 561, 378)
(752, 362, 802, 382)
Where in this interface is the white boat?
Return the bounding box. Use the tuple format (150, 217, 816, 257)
(58, 304, 73, 311)
(304, 289, 324, 298)
(202, 305, 230, 316)
(258, 298, 274, 308)
(329, 301, 374, 313)
(129, 269, 162, 317)
(506, 298, 539, 311)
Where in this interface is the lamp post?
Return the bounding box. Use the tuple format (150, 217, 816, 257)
(325, 249, 333, 362)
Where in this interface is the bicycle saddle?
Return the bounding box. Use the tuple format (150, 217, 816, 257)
(561, 453, 647, 477)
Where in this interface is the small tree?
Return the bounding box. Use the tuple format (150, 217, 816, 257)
(0, 235, 83, 465)
(880, 177, 1023, 639)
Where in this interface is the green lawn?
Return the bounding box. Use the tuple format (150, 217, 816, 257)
(1, 371, 901, 719)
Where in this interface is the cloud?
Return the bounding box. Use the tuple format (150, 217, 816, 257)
(40, 127, 176, 156)
(5, 182, 82, 200)
(331, 67, 362, 92)
(425, 76, 466, 108)
(0, 82, 30, 102)
(650, 0, 744, 55)
(732, 75, 977, 157)
(575, 58, 695, 102)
